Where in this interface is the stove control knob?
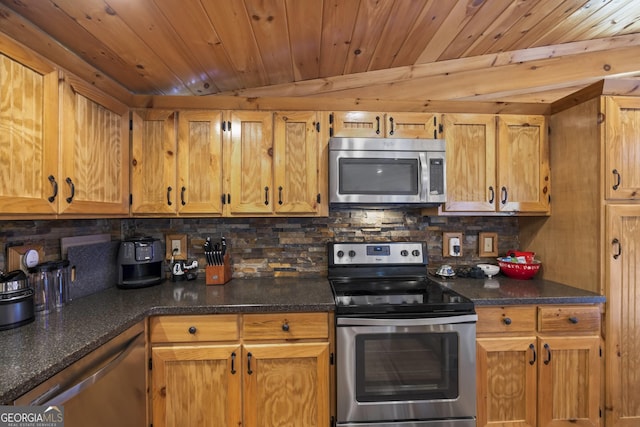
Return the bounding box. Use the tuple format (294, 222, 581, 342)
(336, 250, 344, 258)
(348, 250, 356, 257)
(412, 249, 421, 257)
(400, 250, 409, 256)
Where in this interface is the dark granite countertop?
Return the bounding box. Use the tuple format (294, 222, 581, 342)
(0, 277, 334, 404)
(430, 275, 606, 306)
(0, 273, 605, 404)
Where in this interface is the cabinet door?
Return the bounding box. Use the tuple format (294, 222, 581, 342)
(273, 111, 321, 214)
(605, 97, 640, 200)
(226, 111, 273, 215)
(386, 112, 438, 138)
(58, 74, 129, 215)
(131, 110, 177, 215)
(243, 343, 330, 427)
(497, 115, 550, 213)
(537, 336, 601, 427)
(0, 41, 59, 215)
(606, 204, 640, 427)
(151, 344, 242, 427)
(331, 111, 384, 138)
(476, 336, 537, 427)
(177, 110, 224, 215)
(442, 114, 497, 212)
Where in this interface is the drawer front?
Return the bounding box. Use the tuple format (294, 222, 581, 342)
(242, 312, 329, 340)
(477, 306, 537, 334)
(150, 314, 239, 343)
(537, 306, 601, 333)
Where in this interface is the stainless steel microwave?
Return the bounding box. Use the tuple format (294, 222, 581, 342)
(329, 137, 446, 206)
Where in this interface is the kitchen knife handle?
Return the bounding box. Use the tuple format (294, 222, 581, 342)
(264, 186, 269, 205)
(167, 186, 172, 206)
(278, 186, 283, 205)
(48, 175, 58, 202)
(181, 186, 186, 205)
(247, 352, 253, 375)
(65, 177, 75, 203)
(529, 343, 536, 365)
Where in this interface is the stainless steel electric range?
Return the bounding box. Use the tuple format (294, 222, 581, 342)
(328, 241, 477, 427)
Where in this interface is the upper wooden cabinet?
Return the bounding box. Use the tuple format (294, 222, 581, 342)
(437, 113, 550, 215)
(58, 75, 130, 215)
(273, 111, 324, 215)
(131, 110, 178, 215)
(0, 44, 59, 215)
(604, 97, 640, 200)
(0, 38, 128, 216)
(131, 110, 328, 217)
(330, 111, 439, 139)
(225, 111, 274, 215)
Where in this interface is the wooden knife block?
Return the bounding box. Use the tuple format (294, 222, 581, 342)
(205, 254, 232, 285)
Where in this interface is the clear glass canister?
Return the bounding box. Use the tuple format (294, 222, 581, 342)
(29, 262, 55, 313)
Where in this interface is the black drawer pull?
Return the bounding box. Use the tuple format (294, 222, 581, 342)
(188, 326, 197, 334)
(529, 343, 536, 365)
(568, 316, 579, 324)
(503, 317, 512, 325)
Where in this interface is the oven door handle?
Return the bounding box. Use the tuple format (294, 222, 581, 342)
(336, 314, 478, 327)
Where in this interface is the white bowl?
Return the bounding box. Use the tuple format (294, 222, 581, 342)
(477, 263, 500, 278)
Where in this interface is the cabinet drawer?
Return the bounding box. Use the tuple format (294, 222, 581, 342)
(149, 314, 239, 343)
(537, 306, 601, 333)
(477, 306, 537, 334)
(242, 312, 329, 340)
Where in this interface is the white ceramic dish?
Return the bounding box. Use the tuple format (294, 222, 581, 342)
(477, 263, 500, 278)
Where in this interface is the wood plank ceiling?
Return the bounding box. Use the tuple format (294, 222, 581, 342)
(2, 0, 640, 104)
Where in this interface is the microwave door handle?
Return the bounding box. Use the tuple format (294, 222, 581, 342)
(419, 154, 428, 199)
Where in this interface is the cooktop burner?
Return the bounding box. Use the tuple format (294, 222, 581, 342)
(328, 242, 474, 316)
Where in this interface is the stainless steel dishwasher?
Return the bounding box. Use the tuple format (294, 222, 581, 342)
(15, 321, 146, 427)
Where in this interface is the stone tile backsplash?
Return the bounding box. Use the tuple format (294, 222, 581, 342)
(0, 210, 518, 278)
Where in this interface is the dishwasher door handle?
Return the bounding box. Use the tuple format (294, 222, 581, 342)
(29, 331, 144, 406)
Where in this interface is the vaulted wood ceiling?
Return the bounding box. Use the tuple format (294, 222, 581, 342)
(2, 0, 640, 105)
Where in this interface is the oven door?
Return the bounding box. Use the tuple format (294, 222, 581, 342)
(336, 314, 477, 425)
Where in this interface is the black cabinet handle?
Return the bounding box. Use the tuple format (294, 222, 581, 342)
(503, 317, 512, 325)
(48, 175, 58, 202)
(188, 326, 197, 334)
(488, 186, 495, 204)
(612, 169, 621, 190)
(501, 186, 508, 204)
(65, 177, 75, 203)
(282, 321, 290, 332)
(612, 238, 622, 260)
(181, 186, 186, 206)
(167, 186, 172, 206)
(230, 352, 237, 374)
(543, 343, 551, 365)
(568, 316, 579, 324)
(247, 352, 253, 375)
(375, 116, 380, 135)
(264, 186, 269, 205)
(389, 117, 395, 135)
(278, 186, 283, 205)
(529, 343, 536, 365)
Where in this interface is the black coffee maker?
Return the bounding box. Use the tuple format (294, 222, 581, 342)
(117, 238, 164, 288)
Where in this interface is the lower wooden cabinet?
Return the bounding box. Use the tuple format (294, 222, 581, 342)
(149, 312, 331, 427)
(476, 305, 602, 427)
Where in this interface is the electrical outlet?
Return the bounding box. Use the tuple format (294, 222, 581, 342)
(171, 239, 182, 256)
(442, 232, 463, 257)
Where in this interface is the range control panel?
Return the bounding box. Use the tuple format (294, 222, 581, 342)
(330, 242, 426, 265)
